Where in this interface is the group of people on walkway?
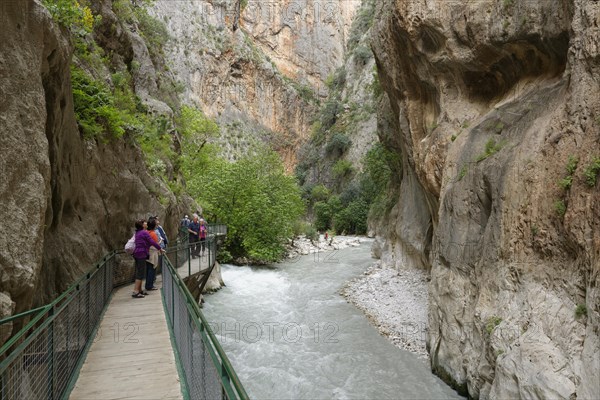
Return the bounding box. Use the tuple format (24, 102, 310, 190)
(181, 213, 208, 259)
(130, 216, 168, 299)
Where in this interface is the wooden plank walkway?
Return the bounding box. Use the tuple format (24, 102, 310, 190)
(69, 275, 182, 400)
(177, 253, 210, 278)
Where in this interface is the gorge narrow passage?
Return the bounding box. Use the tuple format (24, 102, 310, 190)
(202, 241, 462, 399)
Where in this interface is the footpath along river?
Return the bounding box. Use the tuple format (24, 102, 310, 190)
(202, 241, 462, 399)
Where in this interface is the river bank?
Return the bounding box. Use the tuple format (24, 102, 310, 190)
(286, 236, 430, 362)
(341, 261, 430, 362)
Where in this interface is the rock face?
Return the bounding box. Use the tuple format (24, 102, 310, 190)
(372, 0, 599, 398)
(0, 0, 196, 332)
(151, 0, 360, 169)
(242, 0, 360, 91)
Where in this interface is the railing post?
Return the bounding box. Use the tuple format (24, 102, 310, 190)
(47, 307, 55, 400)
(171, 267, 175, 329)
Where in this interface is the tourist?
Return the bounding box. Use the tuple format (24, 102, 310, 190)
(199, 218, 207, 256)
(155, 216, 168, 248)
(155, 215, 168, 270)
(180, 214, 190, 228)
(132, 219, 163, 298)
(145, 217, 162, 292)
(188, 214, 201, 258)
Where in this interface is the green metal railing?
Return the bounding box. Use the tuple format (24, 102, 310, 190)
(163, 240, 248, 400)
(0, 223, 245, 400)
(0, 252, 116, 399)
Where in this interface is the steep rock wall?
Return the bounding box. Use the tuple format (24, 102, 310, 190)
(242, 0, 360, 91)
(372, 0, 599, 398)
(151, 0, 360, 168)
(0, 0, 195, 335)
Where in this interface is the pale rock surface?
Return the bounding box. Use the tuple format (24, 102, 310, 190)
(371, 0, 600, 398)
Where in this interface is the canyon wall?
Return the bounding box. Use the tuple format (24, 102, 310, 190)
(0, 0, 195, 335)
(151, 0, 360, 168)
(372, 0, 599, 398)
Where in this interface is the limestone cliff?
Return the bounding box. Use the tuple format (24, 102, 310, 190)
(151, 0, 360, 169)
(372, 0, 599, 398)
(0, 0, 196, 336)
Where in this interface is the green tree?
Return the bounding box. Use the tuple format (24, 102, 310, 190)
(311, 184, 330, 202)
(333, 199, 369, 234)
(189, 148, 305, 262)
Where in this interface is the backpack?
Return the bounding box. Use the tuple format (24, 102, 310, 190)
(125, 234, 136, 255)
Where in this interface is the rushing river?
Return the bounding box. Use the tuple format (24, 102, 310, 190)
(202, 241, 462, 400)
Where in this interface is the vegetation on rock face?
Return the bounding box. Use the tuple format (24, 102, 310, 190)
(293, 0, 386, 237)
(43, 0, 96, 34)
(583, 156, 600, 187)
(575, 304, 587, 319)
(476, 139, 506, 162)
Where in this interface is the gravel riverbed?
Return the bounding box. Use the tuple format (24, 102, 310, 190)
(340, 261, 430, 362)
(287, 236, 430, 362)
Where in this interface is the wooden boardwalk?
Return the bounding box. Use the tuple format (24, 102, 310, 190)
(177, 253, 210, 278)
(69, 275, 182, 400)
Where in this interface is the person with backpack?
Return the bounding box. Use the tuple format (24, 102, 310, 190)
(131, 219, 163, 298)
(180, 214, 190, 229)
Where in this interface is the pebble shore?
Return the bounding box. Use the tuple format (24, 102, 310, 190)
(287, 236, 430, 362)
(340, 261, 430, 362)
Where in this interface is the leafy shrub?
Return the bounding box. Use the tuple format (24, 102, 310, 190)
(476, 139, 505, 162)
(354, 45, 372, 65)
(43, 0, 96, 34)
(71, 66, 132, 139)
(304, 226, 319, 242)
(559, 176, 573, 190)
(554, 200, 566, 217)
(340, 182, 361, 206)
(583, 157, 600, 187)
(314, 201, 333, 232)
(566, 155, 579, 175)
(575, 304, 587, 319)
(333, 199, 368, 234)
(325, 67, 347, 92)
(311, 184, 330, 202)
(485, 316, 502, 334)
(458, 165, 468, 181)
(319, 99, 342, 131)
(325, 133, 352, 157)
(332, 159, 354, 179)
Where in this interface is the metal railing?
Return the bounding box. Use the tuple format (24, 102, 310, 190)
(0, 224, 247, 400)
(162, 243, 248, 400)
(0, 252, 116, 399)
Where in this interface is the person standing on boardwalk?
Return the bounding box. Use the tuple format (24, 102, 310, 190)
(188, 214, 201, 258)
(145, 217, 162, 292)
(155, 215, 168, 270)
(132, 219, 163, 298)
(155, 216, 168, 248)
(199, 218, 208, 257)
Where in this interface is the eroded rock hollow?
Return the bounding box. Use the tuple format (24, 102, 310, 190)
(372, 0, 599, 398)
